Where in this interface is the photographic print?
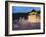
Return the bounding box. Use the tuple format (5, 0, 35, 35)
(12, 6, 40, 30)
(5, 1, 45, 36)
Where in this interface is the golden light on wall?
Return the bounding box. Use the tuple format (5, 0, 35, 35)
(27, 12, 40, 23)
(28, 14, 36, 23)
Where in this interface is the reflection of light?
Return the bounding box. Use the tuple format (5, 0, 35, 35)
(14, 24, 19, 28)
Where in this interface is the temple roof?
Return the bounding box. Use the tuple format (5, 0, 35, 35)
(31, 9, 36, 12)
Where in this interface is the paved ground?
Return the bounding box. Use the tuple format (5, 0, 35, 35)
(12, 14, 40, 30)
(12, 22, 40, 30)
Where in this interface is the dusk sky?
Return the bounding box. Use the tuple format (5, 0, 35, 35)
(12, 6, 40, 13)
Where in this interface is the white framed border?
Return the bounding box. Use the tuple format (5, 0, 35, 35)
(7, 2, 44, 35)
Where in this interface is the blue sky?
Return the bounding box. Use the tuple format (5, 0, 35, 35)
(12, 6, 40, 13)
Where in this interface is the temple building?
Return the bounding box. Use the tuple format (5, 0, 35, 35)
(28, 9, 40, 23)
